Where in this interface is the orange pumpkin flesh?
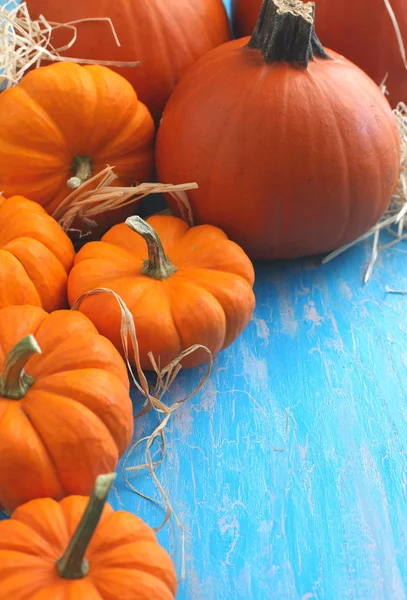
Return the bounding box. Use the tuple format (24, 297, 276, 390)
(0, 474, 177, 599)
(156, 0, 401, 260)
(232, 0, 407, 107)
(26, 0, 231, 122)
(0, 305, 133, 514)
(68, 215, 255, 369)
(0, 195, 75, 311)
(0, 62, 155, 233)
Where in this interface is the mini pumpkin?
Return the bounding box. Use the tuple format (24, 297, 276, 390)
(0, 62, 155, 233)
(232, 0, 407, 107)
(26, 0, 231, 121)
(0, 195, 75, 311)
(156, 0, 401, 259)
(0, 305, 133, 514)
(68, 215, 255, 369)
(0, 473, 177, 599)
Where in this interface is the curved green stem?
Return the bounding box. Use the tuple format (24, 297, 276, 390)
(0, 335, 41, 400)
(67, 155, 93, 190)
(248, 0, 330, 67)
(57, 473, 116, 580)
(126, 216, 177, 280)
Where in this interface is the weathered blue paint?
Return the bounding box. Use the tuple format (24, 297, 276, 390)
(1, 1, 407, 598)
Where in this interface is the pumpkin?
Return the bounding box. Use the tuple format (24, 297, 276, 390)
(232, 0, 407, 107)
(68, 215, 255, 369)
(0, 62, 155, 233)
(0, 195, 75, 311)
(0, 473, 177, 599)
(155, 0, 401, 260)
(0, 304, 133, 514)
(26, 0, 231, 122)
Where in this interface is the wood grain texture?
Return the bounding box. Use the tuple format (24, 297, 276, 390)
(2, 1, 407, 598)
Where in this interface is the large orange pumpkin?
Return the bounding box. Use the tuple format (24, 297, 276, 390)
(68, 215, 255, 369)
(0, 305, 133, 514)
(0, 474, 177, 599)
(232, 0, 407, 107)
(0, 62, 155, 233)
(156, 0, 401, 260)
(0, 195, 75, 311)
(26, 0, 231, 121)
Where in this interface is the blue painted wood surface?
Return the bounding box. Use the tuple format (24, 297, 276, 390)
(2, 1, 407, 598)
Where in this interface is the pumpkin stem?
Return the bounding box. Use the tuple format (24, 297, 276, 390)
(0, 335, 41, 400)
(56, 473, 116, 580)
(67, 155, 93, 190)
(125, 216, 177, 280)
(247, 0, 330, 67)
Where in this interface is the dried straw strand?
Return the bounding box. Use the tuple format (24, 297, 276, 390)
(0, 1, 139, 89)
(71, 288, 213, 582)
(52, 166, 197, 236)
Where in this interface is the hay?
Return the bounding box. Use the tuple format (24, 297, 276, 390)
(0, 0, 139, 89)
(71, 288, 213, 581)
(322, 103, 407, 283)
(52, 165, 196, 236)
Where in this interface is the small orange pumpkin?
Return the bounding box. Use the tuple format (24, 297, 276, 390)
(0, 473, 177, 599)
(68, 215, 255, 369)
(0, 305, 133, 514)
(0, 195, 75, 311)
(0, 62, 155, 233)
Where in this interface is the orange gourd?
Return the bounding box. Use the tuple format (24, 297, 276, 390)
(26, 0, 231, 121)
(0, 473, 177, 599)
(156, 0, 401, 260)
(232, 0, 407, 107)
(0, 62, 155, 233)
(0, 305, 133, 514)
(68, 215, 255, 369)
(0, 195, 75, 311)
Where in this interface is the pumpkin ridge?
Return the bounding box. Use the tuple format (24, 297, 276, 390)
(0, 248, 42, 308)
(0, 401, 67, 498)
(15, 86, 68, 155)
(32, 369, 132, 454)
(4, 239, 69, 312)
(304, 67, 353, 250)
(158, 1, 198, 73)
(0, 520, 58, 558)
(91, 566, 176, 600)
(168, 277, 227, 350)
(21, 390, 118, 489)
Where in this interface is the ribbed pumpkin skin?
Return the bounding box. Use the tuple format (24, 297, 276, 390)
(0, 496, 177, 599)
(155, 40, 401, 260)
(0, 196, 75, 311)
(0, 305, 133, 514)
(232, 0, 407, 107)
(0, 62, 155, 232)
(68, 215, 255, 369)
(26, 0, 231, 121)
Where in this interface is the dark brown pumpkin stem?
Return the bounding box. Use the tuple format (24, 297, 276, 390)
(67, 155, 93, 190)
(125, 216, 177, 281)
(0, 335, 41, 400)
(248, 0, 329, 67)
(57, 473, 116, 580)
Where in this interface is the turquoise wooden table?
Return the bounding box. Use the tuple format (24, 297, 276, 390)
(2, 1, 407, 598)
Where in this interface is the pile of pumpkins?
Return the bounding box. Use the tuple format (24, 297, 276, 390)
(0, 0, 404, 596)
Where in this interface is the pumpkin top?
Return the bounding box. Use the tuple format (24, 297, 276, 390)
(68, 215, 256, 369)
(0, 304, 133, 512)
(0, 62, 155, 215)
(0, 474, 177, 598)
